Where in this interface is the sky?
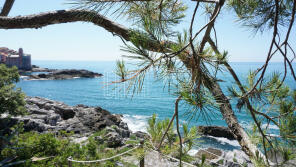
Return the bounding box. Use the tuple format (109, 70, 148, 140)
(0, 0, 295, 62)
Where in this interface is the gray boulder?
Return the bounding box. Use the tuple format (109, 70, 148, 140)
(132, 131, 149, 139)
(104, 132, 123, 148)
(0, 96, 129, 136)
(197, 126, 235, 140)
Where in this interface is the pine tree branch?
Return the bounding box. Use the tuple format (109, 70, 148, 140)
(198, 0, 224, 53)
(0, 0, 15, 16)
(0, 9, 171, 52)
(0, 9, 130, 39)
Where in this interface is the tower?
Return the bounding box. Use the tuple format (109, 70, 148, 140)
(19, 48, 23, 69)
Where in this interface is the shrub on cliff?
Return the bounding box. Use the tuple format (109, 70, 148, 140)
(0, 64, 26, 116)
(1, 131, 138, 167)
(0, 64, 27, 166)
(0, 64, 26, 146)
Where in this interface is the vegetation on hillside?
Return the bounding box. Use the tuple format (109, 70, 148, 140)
(1, 129, 141, 167)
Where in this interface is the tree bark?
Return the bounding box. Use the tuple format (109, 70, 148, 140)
(0, 0, 15, 16)
(0, 9, 171, 52)
(190, 0, 263, 159)
(0, 9, 130, 40)
(207, 79, 261, 158)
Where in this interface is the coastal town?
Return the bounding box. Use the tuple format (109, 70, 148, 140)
(0, 47, 32, 70)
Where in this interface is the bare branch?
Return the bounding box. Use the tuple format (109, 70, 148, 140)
(198, 0, 224, 53)
(157, 96, 182, 151)
(0, 9, 173, 52)
(175, 96, 182, 167)
(0, 0, 15, 16)
(0, 9, 130, 39)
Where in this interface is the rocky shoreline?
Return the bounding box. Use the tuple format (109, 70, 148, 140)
(0, 96, 254, 166)
(20, 65, 103, 80)
(0, 96, 145, 148)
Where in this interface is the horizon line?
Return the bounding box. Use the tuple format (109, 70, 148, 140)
(32, 59, 293, 63)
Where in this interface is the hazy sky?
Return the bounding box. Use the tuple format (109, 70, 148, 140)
(0, 0, 295, 62)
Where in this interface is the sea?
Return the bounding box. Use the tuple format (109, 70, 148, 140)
(16, 61, 296, 153)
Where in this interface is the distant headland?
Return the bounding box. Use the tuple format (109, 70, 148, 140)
(1, 47, 102, 80)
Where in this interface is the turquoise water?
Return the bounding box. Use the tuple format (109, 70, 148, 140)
(17, 61, 296, 151)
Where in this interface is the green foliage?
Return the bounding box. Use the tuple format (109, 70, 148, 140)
(147, 114, 175, 145)
(125, 0, 187, 36)
(181, 124, 198, 154)
(234, 72, 296, 165)
(195, 154, 207, 167)
(176, 78, 218, 123)
(228, 0, 294, 32)
(115, 59, 128, 80)
(74, 0, 187, 36)
(146, 114, 199, 161)
(0, 64, 26, 116)
(0, 64, 26, 164)
(1, 130, 139, 167)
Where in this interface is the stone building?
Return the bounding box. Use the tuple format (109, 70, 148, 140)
(0, 47, 32, 70)
(0, 53, 7, 63)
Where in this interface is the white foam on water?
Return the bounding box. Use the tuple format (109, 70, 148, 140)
(20, 76, 28, 79)
(240, 121, 252, 129)
(122, 114, 149, 133)
(262, 123, 279, 130)
(267, 133, 280, 137)
(207, 136, 241, 147)
(241, 121, 279, 130)
(27, 78, 49, 81)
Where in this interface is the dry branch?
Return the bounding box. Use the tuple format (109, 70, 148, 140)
(0, 0, 15, 16)
(0, 9, 130, 40)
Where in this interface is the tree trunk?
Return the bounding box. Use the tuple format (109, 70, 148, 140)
(208, 80, 261, 158)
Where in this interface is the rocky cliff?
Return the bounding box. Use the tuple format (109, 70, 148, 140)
(0, 97, 136, 147)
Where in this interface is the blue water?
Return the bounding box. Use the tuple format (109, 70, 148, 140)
(16, 61, 296, 151)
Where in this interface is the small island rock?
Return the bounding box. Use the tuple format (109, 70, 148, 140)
(197, 126, 236, 140)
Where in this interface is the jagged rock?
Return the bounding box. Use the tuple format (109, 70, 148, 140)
(0, 96, 129, 136)
(27, 69, 102, 80)
(218, 149, 252, 167)
(119, 121, 129, 130)
(104, 132, 123, 148)
(194, 149, 253, 167)
(132, 131, 149, 139)
(105, 126, 130, 138)
(197, 126, 235, 140)
(115, 126, 130, 138)
(266, 149, 296, 166)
